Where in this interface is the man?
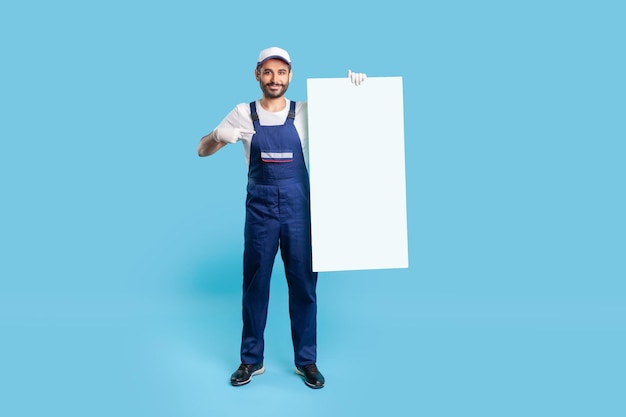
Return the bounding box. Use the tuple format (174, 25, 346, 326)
(197, 46, 366, 389)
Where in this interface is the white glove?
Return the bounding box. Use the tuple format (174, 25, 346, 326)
(213, 127, 256, 144)
(348, 69, 367, 86)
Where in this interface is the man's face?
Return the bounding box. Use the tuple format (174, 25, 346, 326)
(256, 59, 292, 99)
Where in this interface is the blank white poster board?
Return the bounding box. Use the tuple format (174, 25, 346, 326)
(307, 77, 408, 272)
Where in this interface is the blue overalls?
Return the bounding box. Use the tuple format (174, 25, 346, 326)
(240, 100, 318, 367)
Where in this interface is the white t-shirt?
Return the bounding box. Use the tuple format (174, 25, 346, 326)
(216, 98, 309, 168)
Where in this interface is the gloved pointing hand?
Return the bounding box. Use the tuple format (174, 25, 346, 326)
(214, 127, 256, 144)
(348, 69, 367, 86)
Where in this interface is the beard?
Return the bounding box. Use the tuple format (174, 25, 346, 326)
(260, 80, 289, 99)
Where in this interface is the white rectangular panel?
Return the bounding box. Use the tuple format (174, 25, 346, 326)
(307, 77, 408, 272)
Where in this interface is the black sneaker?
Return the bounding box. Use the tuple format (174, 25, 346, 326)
(230, 363, 265, 386)
(295, 363, 325, 389)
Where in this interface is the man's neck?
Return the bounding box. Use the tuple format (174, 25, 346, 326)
(259, 96, 287, 112)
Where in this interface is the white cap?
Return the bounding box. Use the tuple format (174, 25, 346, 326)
(257, 47, 291, 67)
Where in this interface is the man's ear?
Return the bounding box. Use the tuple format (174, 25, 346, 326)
(289, 71, 293, 83)
(255, 68, 260, 81)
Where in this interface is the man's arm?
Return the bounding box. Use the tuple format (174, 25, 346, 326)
(198, 130, 227, 157)
(197, 127, 256, 157)
(198, 104, 256, 157)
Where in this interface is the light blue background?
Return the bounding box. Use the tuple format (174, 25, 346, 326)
(1, 1, 624, 416)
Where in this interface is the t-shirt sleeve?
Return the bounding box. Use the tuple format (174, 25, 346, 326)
(217, 103, 254, 131)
